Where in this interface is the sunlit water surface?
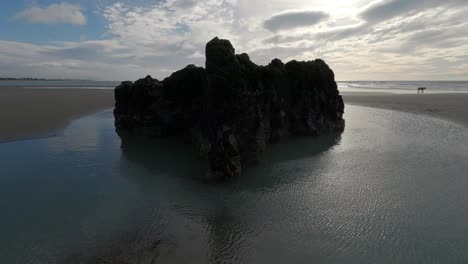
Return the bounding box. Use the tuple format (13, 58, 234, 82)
(1, 106, 468, 263)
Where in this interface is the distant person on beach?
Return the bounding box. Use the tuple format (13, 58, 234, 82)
(417, 87, 427, 94)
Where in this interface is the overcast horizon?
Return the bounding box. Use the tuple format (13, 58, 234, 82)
(1, 0, 467, 81)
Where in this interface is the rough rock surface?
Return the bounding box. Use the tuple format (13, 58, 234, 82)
(114, 37, 345, 180)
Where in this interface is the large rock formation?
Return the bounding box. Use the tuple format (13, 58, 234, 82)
(114, 37, 345, 180)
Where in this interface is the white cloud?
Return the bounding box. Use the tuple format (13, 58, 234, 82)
(0, 40, 140, 80)
(188, 51, 205, 59)
(2, 0, 468, 81)
(264, 10, 329, 32)
(360, 0, 466, 24)
(101, 1, 242, 59)
(13, 2, 86, 25)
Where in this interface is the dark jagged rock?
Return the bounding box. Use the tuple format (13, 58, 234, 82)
(114, 37, 345, 180)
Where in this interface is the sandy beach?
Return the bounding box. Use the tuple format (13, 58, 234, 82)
(343, 92, 468, 127)
(0, 88, 114, 143)
(1, 88, 467, 144)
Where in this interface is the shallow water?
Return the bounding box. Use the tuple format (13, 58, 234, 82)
(1, 106, 468, 263)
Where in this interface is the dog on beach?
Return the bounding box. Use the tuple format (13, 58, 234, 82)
(417, 87, 427, 94)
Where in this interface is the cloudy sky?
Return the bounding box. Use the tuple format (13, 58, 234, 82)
(0, 0, 467, 81)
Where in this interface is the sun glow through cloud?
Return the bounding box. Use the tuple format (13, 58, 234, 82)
(0, 0, 467, 81)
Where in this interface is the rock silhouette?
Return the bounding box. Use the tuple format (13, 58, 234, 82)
(114, 37, 345, 180)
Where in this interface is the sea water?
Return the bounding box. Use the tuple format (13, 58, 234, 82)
(0, 106, 467, 263)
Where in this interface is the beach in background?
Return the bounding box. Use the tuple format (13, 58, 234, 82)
(0, 87, 114, 142)
(1, 80, 467, 143)
(343, 93, 468, 128)
(338, 81, 468, 127)
(338, 81, 468, 94)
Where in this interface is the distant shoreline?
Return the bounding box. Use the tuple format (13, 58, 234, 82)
(1, 88, 467, 144)
(0, 78, 96, 81)
(1, 78, 79, 81)
(0, 78, 46, 81)
(343, 92, 468, 128)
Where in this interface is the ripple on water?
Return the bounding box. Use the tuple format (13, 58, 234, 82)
(0, 106, 468, 263)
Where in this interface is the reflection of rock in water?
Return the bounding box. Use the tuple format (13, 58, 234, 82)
(20, 132, 342, 264)
(116, 132, 342, 263)
(202, 134, 343, 263)
(242, 132, 343, 189)
(119, 137, 209, 181)
(118, 131, 343, 198)
(119, 132, 342, 183)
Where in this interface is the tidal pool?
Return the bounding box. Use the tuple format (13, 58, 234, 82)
(1, 106, 467, 263)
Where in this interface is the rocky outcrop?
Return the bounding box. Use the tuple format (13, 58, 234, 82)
(114, 37, 345, 180)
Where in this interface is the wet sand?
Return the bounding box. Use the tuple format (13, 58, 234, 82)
(0, 88, 114, 143)
(343, 92, 468, 127)
(1, 88, 467, 143)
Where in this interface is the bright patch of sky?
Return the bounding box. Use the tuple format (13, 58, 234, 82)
(0, 0, 467, 80)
